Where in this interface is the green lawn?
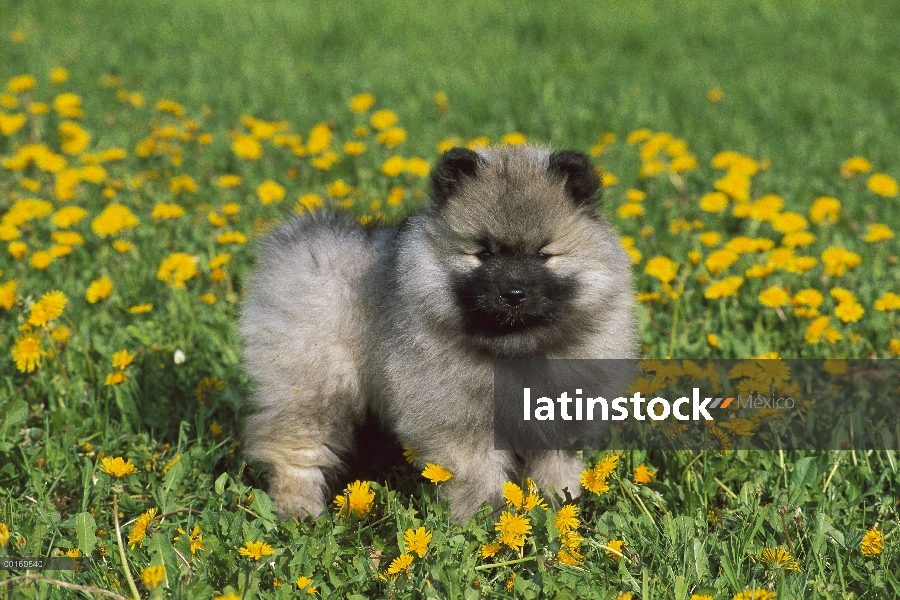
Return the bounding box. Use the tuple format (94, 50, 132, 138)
(1, 1, 898, 598)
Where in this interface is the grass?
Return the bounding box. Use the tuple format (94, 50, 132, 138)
(1, 0, 899, 598)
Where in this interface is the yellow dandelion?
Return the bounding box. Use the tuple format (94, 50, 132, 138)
(130, 303, 153, 314)
(874, 292, 900, 311)
(496, 511, 532, 551)
(501, 132, 527, 145)
(140, 565, 165, 589)
(112, 349, 135, 370)
(422, 463, 453, 483)
(867, 173, 899, 197)
(633, 464, 656, 484)
(157, 253, 199, 288)
(370, 109, 398, 130)
(344, 141, 366, 156)
(809, 196, 841, 224)
(28, 290, 67, 327)
(733, 590, 776, 600)
(707, 333, 720, 348)
(480, 542, 502, 558)
(841, 156, 871, 177)
(381, 155, 406, 177)
(238, 540, 275, 560)
(386, 552, 413, 575)
(403, 527, 432, 558)
(704, 276, 744, 299)
(834, 302, 864, 323)
(605, 539, 625, 560)
(91, 204, 139, 237)
(758, 286, 789, 307)
(864, 223, 894, 243)
(554, 504, 580, 534)
(645, 256, 678, 283)
(296, 575, 317, 594)
(100, 456, 138, 477)
(12, 334, 43, 372)
(105, 371, 128, 385)
(85, 276, 113, 303)
(502, 481, 525, 511)
(232, 134, 263, 160)
(151, 202, 186, 219)
(128, 508, 158, 549)
(257, 180, 286, 205)
(333, 480, 375, 518)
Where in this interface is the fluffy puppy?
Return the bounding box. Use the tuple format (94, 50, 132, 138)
(240, 145, 636, 522)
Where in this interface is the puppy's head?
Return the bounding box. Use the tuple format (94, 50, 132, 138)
(396, 145, 632, 358)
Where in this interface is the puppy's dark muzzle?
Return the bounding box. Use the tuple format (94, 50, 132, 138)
(499, 287, 527, 307)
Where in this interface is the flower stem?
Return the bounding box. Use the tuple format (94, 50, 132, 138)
(474, 556, 536, 571)
(113, 495, 141, 599)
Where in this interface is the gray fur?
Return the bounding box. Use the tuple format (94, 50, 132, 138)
(240, 145, 637, 522)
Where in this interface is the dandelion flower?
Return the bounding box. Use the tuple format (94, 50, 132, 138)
(257, 180, 286, 205)
(157, 253, 199, 288)
(867, 173, 899, 197)
(91, 204, 139, 237)
(349, 93, 376, 113)
(386, 552, 413, 575)
(841, 156, 871, 177)
(405, 157, 430, 177)
(758, 286, 789, 307)
(151, 203, 186, 219)
(864, 223, 894, 242)
(105, 371, 128, 386)
(404, 527, 432, 558)
(554, 505, 580, 534)
(238, 540, 275, 560)
(216, 231, 247, 245)
(707, 333, 720, 347)
(501, 132, 527, 145)
(85, 276, 113, 303)
(699, 191, 728, 213)
(128, 508, 158, 549)
(496, 511, 532, 551)
(376, 126, 407, 148)
(480, 542, 501, 558)
(834, 302, 864, 323)
(295, 576, 317, 594)
(422, 463, 453, 483)
(12, 334, 43, 372)
(112, 349, 135, 370)
(0, 281, 17, 310)
(502, 481, 525, 511)
(809, 196, 841, 224)
(821, 247, 861, 276)
(370, 109, 398, 130)
(333, 480, 375, 518)
(633, 464, 656, 483)
(605, 539, 625, 560)
(704, 276, 743, 299)
(733, 591, 776, 600)
(28, 290, 67, 326)
(874, 292, 900, 311)
(141, 565, 165, 589)
(100, 457, 137, 477)
(645, 256, 678, 283)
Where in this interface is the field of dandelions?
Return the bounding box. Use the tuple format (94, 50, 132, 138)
(2, 2, 899, 599)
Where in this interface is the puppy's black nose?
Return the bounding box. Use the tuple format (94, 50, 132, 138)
(499, 287, 527, 307)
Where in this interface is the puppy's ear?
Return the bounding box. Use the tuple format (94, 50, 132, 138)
(431, 147, 481, 206)
(548, 150, 601, 206)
